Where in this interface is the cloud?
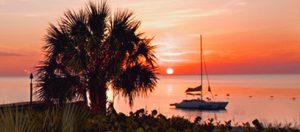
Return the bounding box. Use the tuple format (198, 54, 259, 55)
(123, 0, 178, 7)
(140, 7, 231, 29)
(158, 57, 188, 63)
(234, 2, 246, 6)
(0, 51, 23, 56)
(142, 8, 229, 29)
(166, 8, 229, 18)
(22, 12, 56, 17)
(160, 51, 197, 57)
(143, 20, 179, 29)
(0, 0, 31, 5)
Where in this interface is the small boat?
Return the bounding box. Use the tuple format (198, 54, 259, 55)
(171, 35, 228, 110)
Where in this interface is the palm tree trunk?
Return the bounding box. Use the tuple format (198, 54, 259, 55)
(88, 76, 107, 114)
(83, 70, 89, 106)
(83, 87, 88, 106)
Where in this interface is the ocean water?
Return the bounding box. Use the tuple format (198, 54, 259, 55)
(1, 74, 300, 124)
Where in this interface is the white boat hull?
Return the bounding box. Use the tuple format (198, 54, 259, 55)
(173, 99, 228, 110)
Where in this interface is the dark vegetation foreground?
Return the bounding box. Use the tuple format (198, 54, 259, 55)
(0, 104, 298, 132)
(5, 1, 297, 131)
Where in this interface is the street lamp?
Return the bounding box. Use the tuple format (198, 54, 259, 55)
(29, 73, 33, 106)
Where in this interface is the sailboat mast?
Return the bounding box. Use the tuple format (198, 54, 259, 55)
(200, 35, 203, 100)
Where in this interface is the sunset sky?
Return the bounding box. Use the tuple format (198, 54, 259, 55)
(0, 0, 300, 76)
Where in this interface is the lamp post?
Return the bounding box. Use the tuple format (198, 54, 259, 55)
(29, 73, 33, 106)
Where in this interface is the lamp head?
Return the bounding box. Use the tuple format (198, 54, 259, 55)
(29, 73, 33, 79)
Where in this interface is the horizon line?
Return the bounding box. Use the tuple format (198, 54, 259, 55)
(1, 73, 300, 78)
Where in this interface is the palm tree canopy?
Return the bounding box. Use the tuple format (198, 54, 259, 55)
(36, 1, 158, 110)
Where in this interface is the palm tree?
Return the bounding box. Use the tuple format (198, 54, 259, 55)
(36, 1, 158, 113)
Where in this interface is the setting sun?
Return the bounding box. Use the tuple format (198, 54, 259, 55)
(166, 68, 174, 75)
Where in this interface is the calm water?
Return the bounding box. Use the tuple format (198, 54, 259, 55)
(1, 74, 300, 124)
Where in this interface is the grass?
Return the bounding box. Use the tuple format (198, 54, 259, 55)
(0, 104, 299, 132)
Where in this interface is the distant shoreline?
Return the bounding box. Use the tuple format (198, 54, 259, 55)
(1, 73, 300, 78)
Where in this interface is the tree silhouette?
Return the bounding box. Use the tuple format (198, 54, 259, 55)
(36, 1, 158, 113)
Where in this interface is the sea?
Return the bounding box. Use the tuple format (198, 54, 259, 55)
(1, 74, 300, 125)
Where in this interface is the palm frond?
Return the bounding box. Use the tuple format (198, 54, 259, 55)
(86, 0, 109, 42)
(128, 37, 157, 67)
(109, 9, 141, 54)
(112, 63, 158, 106)
(0, 108, 37, 131)
(44, 24, 70, 59)
(35, 74, 83, 105)
(62, 104, 90, 131)
(61, 9, 89, 41)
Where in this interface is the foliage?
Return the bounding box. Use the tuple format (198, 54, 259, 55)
(0, 105, 299, 132)
(0, 108, 36, 132)
(0, 105, 90, 132)
(36, 0, 158, 113)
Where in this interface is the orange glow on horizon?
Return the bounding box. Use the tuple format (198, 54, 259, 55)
(1, 0, 300, 76)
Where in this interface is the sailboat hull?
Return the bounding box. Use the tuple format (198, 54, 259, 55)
(174, 99, 228, 110)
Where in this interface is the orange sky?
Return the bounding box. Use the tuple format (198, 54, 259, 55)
(0, 0, 300, 76)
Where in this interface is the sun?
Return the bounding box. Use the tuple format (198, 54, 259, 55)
(166, 68, 174, 75)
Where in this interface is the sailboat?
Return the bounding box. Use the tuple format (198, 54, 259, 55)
(170, 35, 228, 110)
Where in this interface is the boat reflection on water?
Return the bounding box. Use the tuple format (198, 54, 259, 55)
(169, 106, 228, 122)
